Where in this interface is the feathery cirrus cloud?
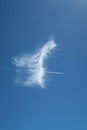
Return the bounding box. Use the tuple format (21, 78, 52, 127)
(12, 40, 57, 88)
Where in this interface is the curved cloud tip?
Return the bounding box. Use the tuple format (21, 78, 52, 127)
(12, 39, 57, 88)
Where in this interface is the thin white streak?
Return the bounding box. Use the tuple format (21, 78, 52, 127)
(47, 71, 64, 75)
(0, 67, 64, 75)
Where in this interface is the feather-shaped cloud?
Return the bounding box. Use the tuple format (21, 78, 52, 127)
(12, 40, 57, 88)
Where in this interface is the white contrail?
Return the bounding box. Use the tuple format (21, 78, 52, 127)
(12, 39, 64, 88)
(46, 71, 64, 75)
(0, 67, 64, 75)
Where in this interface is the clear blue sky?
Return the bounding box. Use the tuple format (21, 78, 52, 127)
(0, 0, 87, 130)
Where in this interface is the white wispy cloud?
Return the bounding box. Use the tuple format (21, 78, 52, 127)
(12, 40, 57, 88)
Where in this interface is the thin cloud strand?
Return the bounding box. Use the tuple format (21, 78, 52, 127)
(47, 71, 64, 75)
(12, 40, 57, 88)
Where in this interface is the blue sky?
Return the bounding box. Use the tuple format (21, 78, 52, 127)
(0, 0, 87, 129)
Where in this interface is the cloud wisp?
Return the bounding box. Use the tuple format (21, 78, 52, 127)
(12, 40, 63, 88)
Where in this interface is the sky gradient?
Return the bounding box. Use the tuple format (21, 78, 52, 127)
(0, 0, 87, 130)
